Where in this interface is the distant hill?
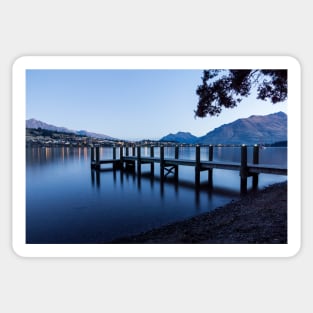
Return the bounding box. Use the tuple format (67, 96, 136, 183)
(160, 112, 287, 145)
(198, 112, 287, 145)
(26, 118, 72, 133)
(26, 118, 116, 140)
(160, 132, 198, 143)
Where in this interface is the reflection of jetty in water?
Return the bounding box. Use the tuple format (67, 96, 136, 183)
(90, 145, 287, 194)
(90, 166, 242, 208)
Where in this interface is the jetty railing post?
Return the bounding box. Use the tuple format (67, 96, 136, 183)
(240, 144, 248, 193)
(126, 145, 129, 157)
(132, 145, 135, 156)
(137, 145, 141, 174)
(119, 145, 124, 170)
(160, 145, 165, 181)
(91, 147, 94, 161)
(252, 144, 259, 189)
(208, 144, 213, 188)
(113, 145, 116, 160)
(195, 145, 201, 188)
(150, 145, 154, 175)
(174, 145, 179, 181)
(174, 144, 179, 159)
(112, 145, 117, 169)
(95, 146, 99, 162)
(90, 147, 95, 168)
(95, 146, 100, 170)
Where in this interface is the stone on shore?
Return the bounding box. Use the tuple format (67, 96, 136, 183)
(111, 181, 287, 244)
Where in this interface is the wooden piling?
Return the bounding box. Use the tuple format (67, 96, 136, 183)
(91, 147, 95, 162)
(95, 146, 99, 162)
(113, 145, 116, 160)
(208, 144, 213, 188)
(112, 145, 117, 169)
(252, 144, 259, 189)
(119, 145, 123, 169)
(175, 145, 179, 159)
(137, 146, 141, 174)
(90, 147, 95, 169)
(160, 145, 164, 181)
(195, 145, 201, 187)
(240, 145, 248, 193)
(174, 145, 179, 180)
(120, 146, 123, 160)
(150, 146, 154, 175)
(95, 146, 100, 170)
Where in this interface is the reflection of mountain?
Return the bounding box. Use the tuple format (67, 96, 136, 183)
(26, 118, 116, 140)
(160, 112, 287, 145)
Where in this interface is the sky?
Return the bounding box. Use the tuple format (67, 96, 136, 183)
(26, 69, 287, 140)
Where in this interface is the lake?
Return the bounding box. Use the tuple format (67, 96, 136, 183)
(26, 146, 287, 243)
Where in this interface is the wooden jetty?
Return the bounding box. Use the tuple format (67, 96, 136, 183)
(90, 145, 287, 193)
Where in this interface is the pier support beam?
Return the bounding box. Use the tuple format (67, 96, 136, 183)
(208, 144, 213, 188)
(93, 146, 100, 170)
(150, 146, 154, 175)
(119, 145, 124, 169)
(113, 145, 116, 160)
(91, 147, 95, 163)
(112, 145, 117, 169)
(240, 145, 248, 194)
(160, 145, 165, 181)
(137, 146, 141, 175)
(174, 145, 179, 181)
(195, 145, 201, 188)
(252, 144, 259, 189)
(90, 147, 96, 169)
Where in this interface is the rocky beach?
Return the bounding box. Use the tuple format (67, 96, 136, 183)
(112, 181, 287, 244)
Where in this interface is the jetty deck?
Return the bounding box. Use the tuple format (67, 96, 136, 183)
(90, 145, 287, 193)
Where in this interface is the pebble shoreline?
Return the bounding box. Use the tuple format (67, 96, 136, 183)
(111, 181, 287, 244)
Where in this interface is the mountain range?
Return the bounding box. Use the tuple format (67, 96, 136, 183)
(26, 118, 116, 140)
(27, 111, 287, 145)
(160, 112, 287, 145)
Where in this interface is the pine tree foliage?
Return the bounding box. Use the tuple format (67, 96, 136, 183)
(195, 70, 287, 117)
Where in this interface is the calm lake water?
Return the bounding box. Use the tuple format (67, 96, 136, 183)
(26, 146, 287, 243)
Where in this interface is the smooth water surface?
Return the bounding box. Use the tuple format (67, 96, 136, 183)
(26, 146, 287, 243)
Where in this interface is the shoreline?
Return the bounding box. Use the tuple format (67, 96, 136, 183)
(111, 181, 287, 244)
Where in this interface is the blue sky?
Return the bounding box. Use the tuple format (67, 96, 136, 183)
(26, 70, 287, 140)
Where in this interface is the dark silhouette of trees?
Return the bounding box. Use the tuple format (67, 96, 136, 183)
(195, 70, 287, 118)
